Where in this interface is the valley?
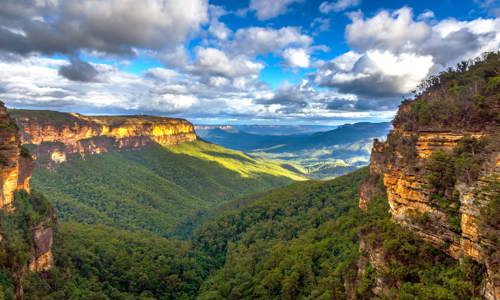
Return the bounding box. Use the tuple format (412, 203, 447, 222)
(197, 122, 391, 179)
(0, 52, 498, 300)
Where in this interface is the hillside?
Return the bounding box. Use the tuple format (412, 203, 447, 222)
(6, 109, 304, 236)
(30, 140, 304, 236)
(21, 169, 486, 299)
(197, 122, 391, 179)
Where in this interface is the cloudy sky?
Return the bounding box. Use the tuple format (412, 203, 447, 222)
(0, 0, 498, 125)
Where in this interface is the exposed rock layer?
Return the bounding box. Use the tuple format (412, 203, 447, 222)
(10, 110, 197, 165)
(359, 100, 499, 299)
(0, 106, 33, 208)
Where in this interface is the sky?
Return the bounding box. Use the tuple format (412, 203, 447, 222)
(0, 0, 498, 125)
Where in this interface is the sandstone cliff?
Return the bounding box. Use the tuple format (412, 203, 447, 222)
(9, 110, 197, 166)
(0, 101, 56, 298)
(359, 53, 500, 299)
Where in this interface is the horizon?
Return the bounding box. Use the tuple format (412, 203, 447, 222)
(0, 0, 498, 125)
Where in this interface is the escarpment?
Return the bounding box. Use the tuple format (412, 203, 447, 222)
(0, 107, 33, 208)
(358, 53, 500, 299)
(0, 101, 56, 298)
(9, 110, 197, 166)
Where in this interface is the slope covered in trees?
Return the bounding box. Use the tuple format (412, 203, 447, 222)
(20, 168, 485, 299)
(30, 141, 303, 236)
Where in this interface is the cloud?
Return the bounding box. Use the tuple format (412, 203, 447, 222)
(254, 83, 309, 114)
(319, 0, 361, 14)
(346, 7, 430, 52)
(316, 50, 434, 98)
(230, 27, 312, 56)
(58, 57, 99, 82)
(0, 0, 208, 55)
(207, 5, 231, 40)
(283, 48, 310, 68)
(311, 17, 331, 32)
(315, 7, 500, 100)
(249, 0, 302, 20)
(191, 47, 263, 79)
(474, 0, 500, 17)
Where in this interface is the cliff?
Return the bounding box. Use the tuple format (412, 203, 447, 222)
(0, 101, 56, 299)
(9, 110, 197, 166)
(359, 53, 500, 299)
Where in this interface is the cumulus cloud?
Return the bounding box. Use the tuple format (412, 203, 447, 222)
(58, 57, 99, 82)
(319, 0, 361, 14)
(316, 50, 433, 98)
(230, 27, 312, 56)
(316, 7, 500, 101)
(207, 5, 231, 40)
(283, 48, 310, 68)
(191, 47, 263, 79)
(346, 7, 430, 52)
(0, 0, 208, 55)
(249, 0, 302, 20)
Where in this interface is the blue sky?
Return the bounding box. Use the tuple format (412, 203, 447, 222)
(0, 0, 498, 124)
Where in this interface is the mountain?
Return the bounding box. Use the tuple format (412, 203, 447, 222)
(8, 110, 304, 236)
(195, 124, 337, 136)
(197, 122, 391, 179)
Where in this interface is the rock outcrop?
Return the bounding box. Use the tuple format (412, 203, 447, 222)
(0, 105, 34, 208)
(9, 110, 197, 166)
(0, 101, 56, 298)
(358, 54, 500, 299)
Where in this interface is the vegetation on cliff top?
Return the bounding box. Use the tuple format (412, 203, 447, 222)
(395, 51, 499, 131)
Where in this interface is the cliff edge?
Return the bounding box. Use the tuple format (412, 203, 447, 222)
(359, 53, 499, 299)
(0, 101, 56, 299)
(9, 110, 197, 166)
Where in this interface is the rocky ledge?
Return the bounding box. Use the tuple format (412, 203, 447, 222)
(9, 109, 197, 166)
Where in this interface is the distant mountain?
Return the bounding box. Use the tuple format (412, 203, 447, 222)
(195, 124, 337, 136)
(197, 122, 392, 179)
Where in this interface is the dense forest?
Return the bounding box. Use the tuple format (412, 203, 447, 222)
(30, 141, 302, 237)
(15, 168, 484, 300)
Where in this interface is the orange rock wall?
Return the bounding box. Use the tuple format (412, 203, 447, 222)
(362, 127, 499, 299)
(12, 111, 198, 165)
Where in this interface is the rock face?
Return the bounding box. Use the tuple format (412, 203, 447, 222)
(0, 102, 55, 298)
(29, 224, 54, 272)
(0, 105, 34, 208)
(358, 55, 500, 299)
(10, 110, 197, 166)
(362, 113, 499, 299)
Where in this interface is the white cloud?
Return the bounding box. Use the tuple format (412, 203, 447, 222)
(283, 48, 310, 68)
(231, 27, 312, 56)
(319, 0, 361, 13)
(249, 0, 302, 20)
(346, 7, 430, 52)
(316, 7, 500, 101)
(192, 47, 263, 79)
(207, 4, 231, 40)
(316, 50, 434, 98)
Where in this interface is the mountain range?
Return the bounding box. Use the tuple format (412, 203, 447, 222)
(197, 122, 391, 179)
